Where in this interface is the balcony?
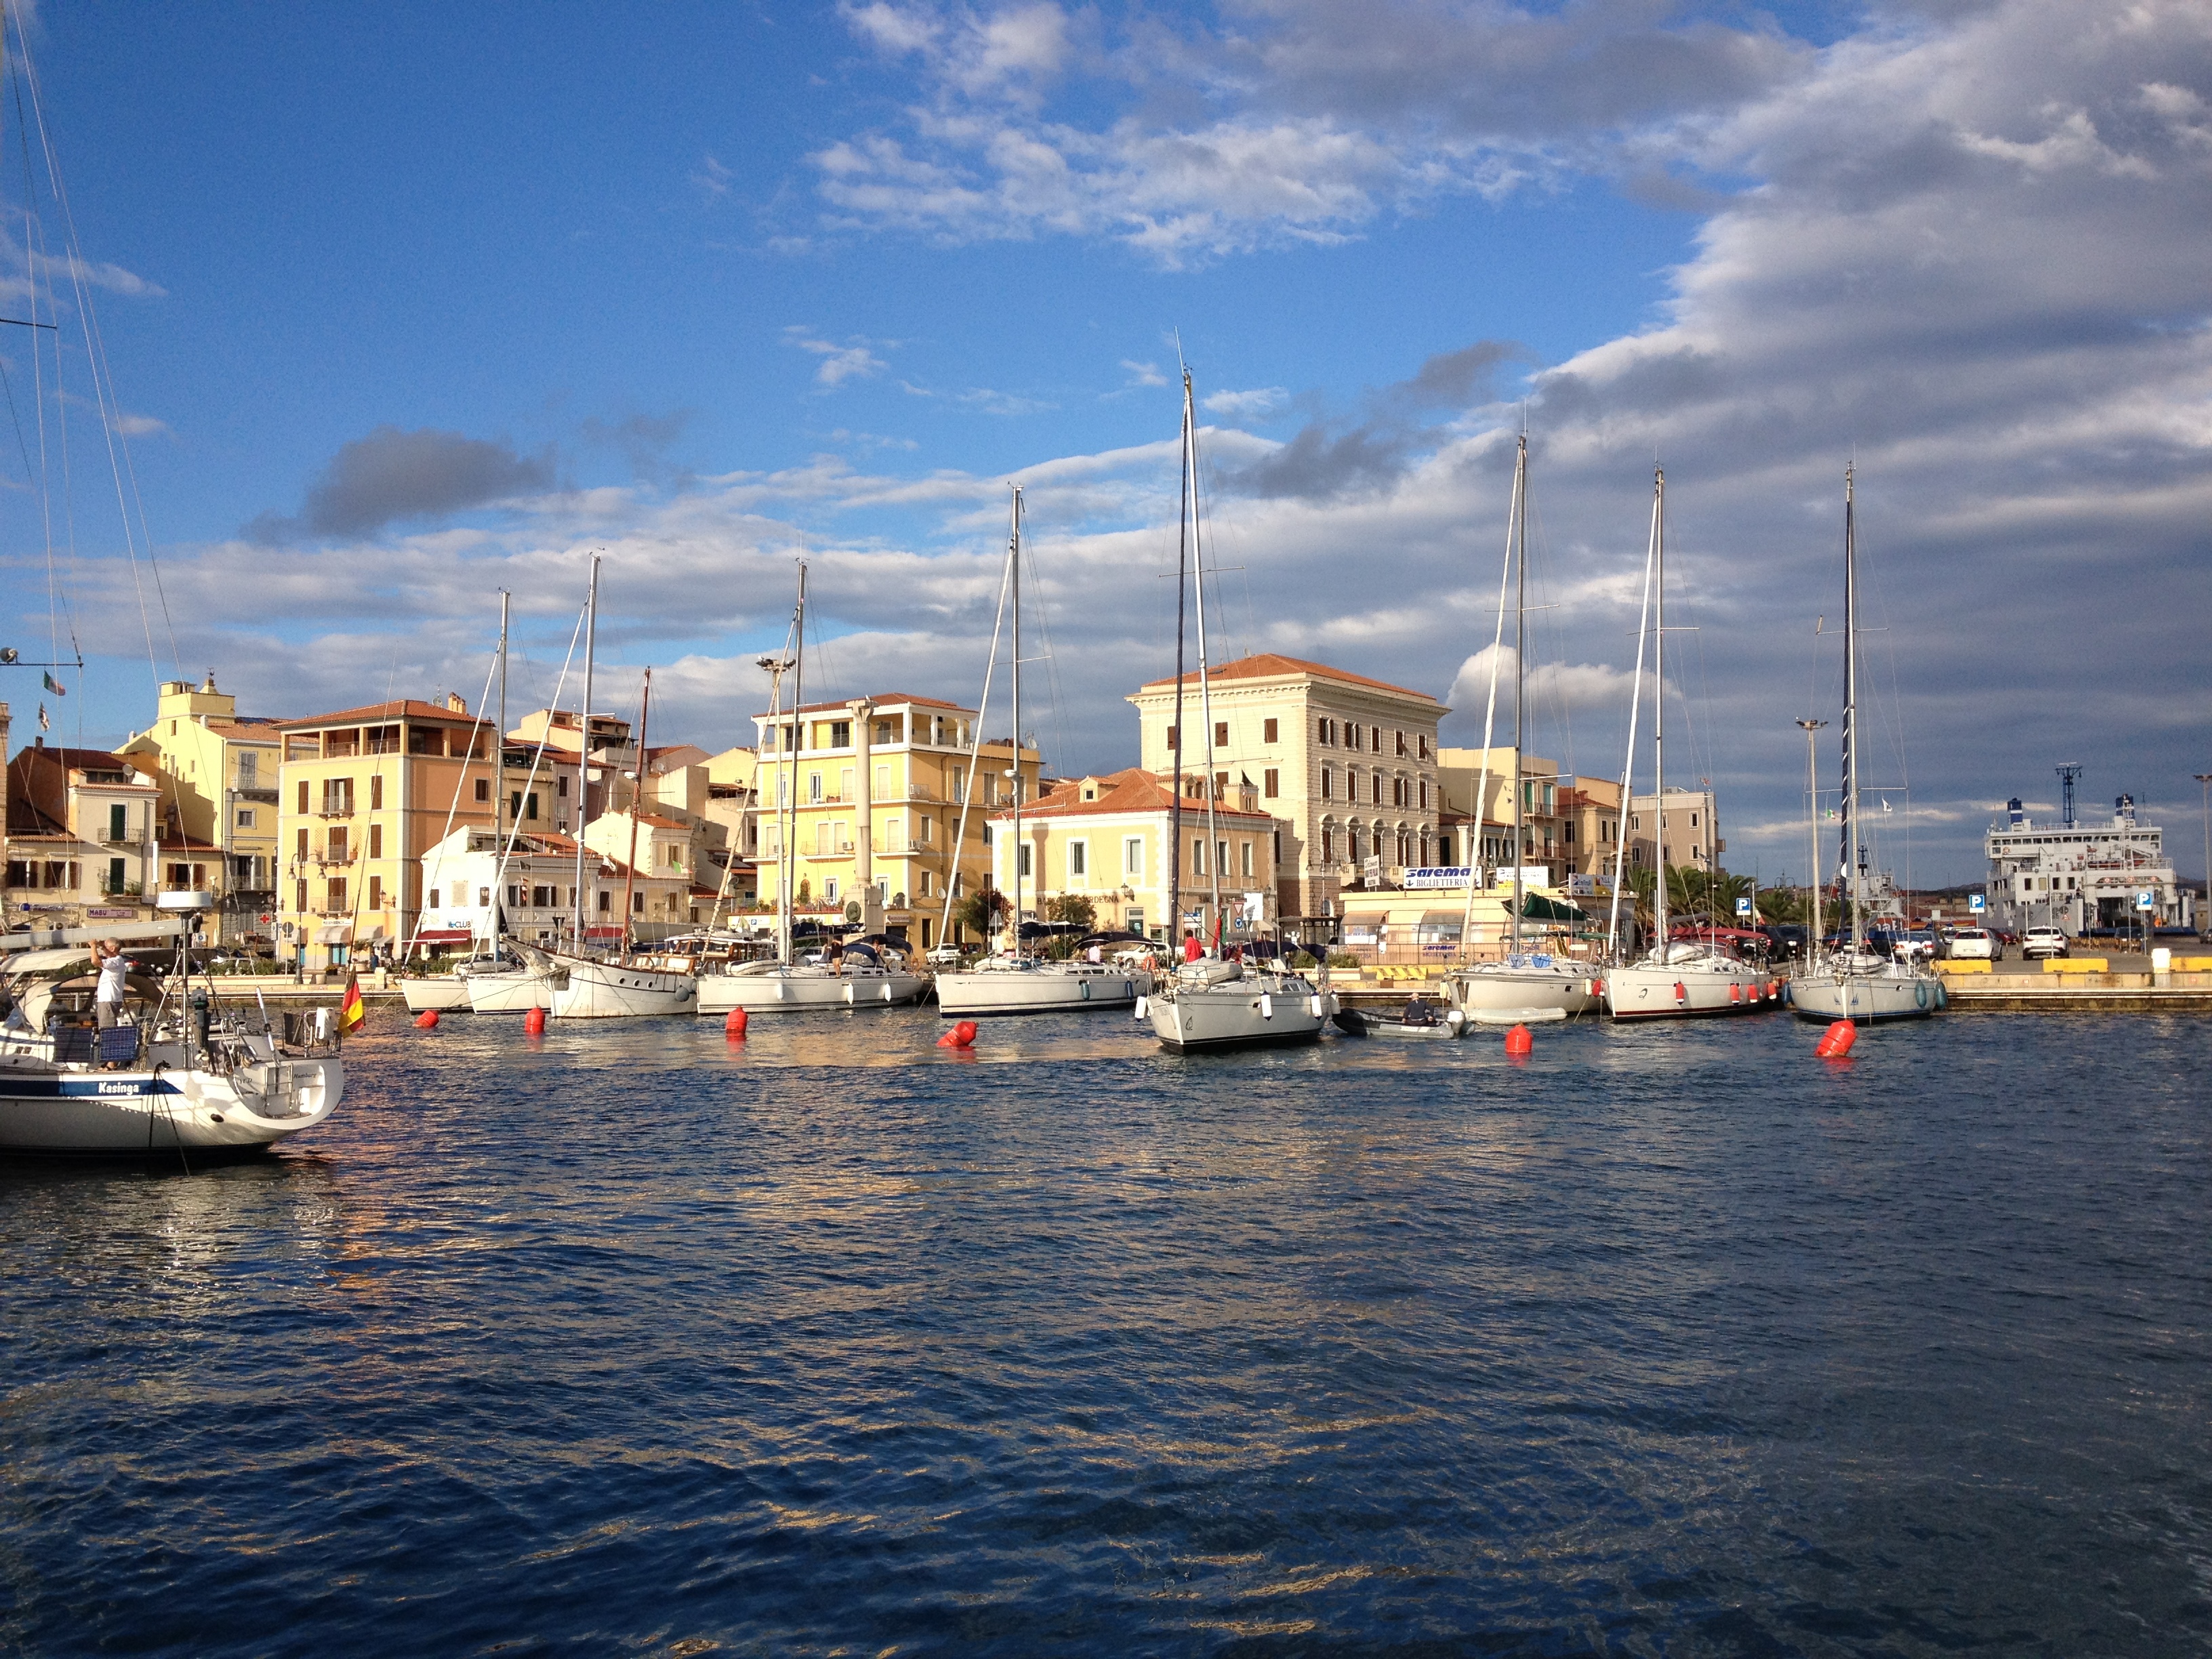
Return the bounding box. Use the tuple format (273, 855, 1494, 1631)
(875, 837, 933, 856)
(800, 841, 857, 860)
(314, 806, 355, 819)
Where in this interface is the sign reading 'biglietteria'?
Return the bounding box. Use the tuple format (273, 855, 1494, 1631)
(1401, 868, 1473, 890)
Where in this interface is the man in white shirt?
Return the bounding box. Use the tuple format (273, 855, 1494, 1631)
(94, 939, 129, 1033)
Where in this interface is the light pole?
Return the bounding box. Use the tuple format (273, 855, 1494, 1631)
(2195, 773, 2212, 939)
(1798, 719, 1827, 955)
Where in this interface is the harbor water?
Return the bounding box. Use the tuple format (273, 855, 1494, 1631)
(3, 1010, 2208, 1655)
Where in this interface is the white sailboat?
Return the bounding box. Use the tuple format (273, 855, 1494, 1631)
(699, 564, 926, 1015)
(936, 487, 1153, 1018)
(1143, 368, 1330, 1050)
(546, 561, 697, 1018)
(1603, 468, 1773, 1021)
(1443, 434, 1597, 1021)
(1789, 469, 1945, 1025)
(1, 907, 342, 1155)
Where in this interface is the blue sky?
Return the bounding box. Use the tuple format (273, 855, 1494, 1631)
(6, 0, 2211, 885)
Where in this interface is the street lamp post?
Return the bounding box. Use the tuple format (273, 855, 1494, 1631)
(2195, 773, 2212, 939)
(1797, 719, 1828, 957)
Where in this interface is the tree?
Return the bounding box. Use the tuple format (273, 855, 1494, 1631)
(954, 888, 1008, 941)
(1044, 893, 1096, 930)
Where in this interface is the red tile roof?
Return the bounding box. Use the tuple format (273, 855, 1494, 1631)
(994, 767, 1276, 824)
(276, 699, 489, 730)
(1137, 653, 1441, 704)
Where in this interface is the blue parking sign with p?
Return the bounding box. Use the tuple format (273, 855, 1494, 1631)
(1969, 894, 1986, 913)
(1734, 897, 1752, 917)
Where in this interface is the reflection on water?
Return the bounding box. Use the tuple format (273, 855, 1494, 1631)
(3, 1010, 2209, 1655)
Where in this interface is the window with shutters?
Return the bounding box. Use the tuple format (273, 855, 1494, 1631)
(370, 775, 384, 810)
(1263, 718, 1279, 743)
(368, 824, 383, 859)
(1213, 720, 1228, 748)
(1166, 724, 1179, 751)
(1263, 768, 1279, 798)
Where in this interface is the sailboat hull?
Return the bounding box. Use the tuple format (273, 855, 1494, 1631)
(1789, 968, 1944, 1023)
(399, 978, 470, 1012)
(697, 967, 926, 1012)
(1145, 977, 1332, 1050)
(550, 958, 697, 1019)
(1603, 957, 1778, 1021)
(937, 962, 1153, 1016)
(1446, 963, 1599, 1017)
(466, 970, 558, 1013)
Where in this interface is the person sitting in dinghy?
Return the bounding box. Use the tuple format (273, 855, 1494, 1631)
(1399, 994, 1439, 1027)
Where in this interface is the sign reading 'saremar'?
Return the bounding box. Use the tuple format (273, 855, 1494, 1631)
(1402, 868, 1471, 890)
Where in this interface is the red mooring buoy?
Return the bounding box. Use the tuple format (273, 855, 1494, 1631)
(724, 1008, 749, 1038)
(937, 1019, 979, 1048)
(1814, 1019, 1857, 1058)
(413, 1009, 439, 1029)
(523, 1006, 547, 1036)
(1502, 1023, 1534, 1057)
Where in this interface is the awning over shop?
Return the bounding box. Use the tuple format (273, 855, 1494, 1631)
(1519, 895, 1589, 923)
(413, 929, 474, 946)
(315, 923, 352, 944)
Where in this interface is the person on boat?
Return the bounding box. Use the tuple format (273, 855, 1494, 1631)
(1086, 942, 1103, 964)
(1400, 994, 1438, 1027)
(94, 939, 129, 1067)
(1183, 931, 1202, 964)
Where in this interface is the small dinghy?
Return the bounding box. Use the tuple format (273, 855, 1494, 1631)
(1467, 1005, 1570, 1025)
(1340, 995, 1469, 1040)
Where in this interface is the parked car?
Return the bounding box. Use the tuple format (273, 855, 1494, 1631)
(2022, 926, 2069, 959)
(1948, 926, 1995, 960)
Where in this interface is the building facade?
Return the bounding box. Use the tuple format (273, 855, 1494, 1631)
(117, 674, 283, 945)
(274, 696, 518, 968)
(1129, 654, 1446, 926)
(1626, 787, 1722, 877)
(749, 693, 1040, 947)
(4, 742, 165, 931)
(988, 768, 1281, 946)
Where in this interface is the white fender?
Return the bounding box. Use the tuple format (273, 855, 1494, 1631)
(1133, 995, 1149, 1020)
(1259, 993, 1274, 1020)
(842, 981, 856, 1005)
(881, 981, 894, 1001)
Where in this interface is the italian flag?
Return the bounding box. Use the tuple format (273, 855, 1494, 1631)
(339, 974, 365, 1035)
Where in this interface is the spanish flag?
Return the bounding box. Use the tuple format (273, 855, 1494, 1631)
(338, 973, 365, 1036)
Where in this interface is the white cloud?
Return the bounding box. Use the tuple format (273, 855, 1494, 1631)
(1202, 386, 1286, 418)
(782, 325, 890, 386)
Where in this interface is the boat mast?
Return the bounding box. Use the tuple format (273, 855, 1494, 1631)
(1841, 466, 1862, 953)
(495, 586, 508, 882)
(1652, 468, 1668, 956)
(622, 668, 650, 954)
(1509, 435, 1526, 960)
(785, 563, 807, 964)
(1169, 377, 1189, 953)
(571, 554, 599, 950)
(1187, 369, 1223, 944)
(1007, 486, 1023, 957)
(1604, 484, 1659, 962)
(1460, 438, 1517, 962)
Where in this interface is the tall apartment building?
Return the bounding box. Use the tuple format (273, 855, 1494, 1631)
(1626, 787, 1722, 876)
(117, 674, 283, 945)
(750, 693, 1040, 949)
(275, 695, 552, 968)
(1129, 654, 1446, 926)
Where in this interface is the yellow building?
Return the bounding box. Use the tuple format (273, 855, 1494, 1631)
(275, 695, 508, 969)
(5, 741, 164, 929)
(750, 693, 1040, 951)
(117, 674, 283, 944)
(991, 768, 1280, 946)
(1128, 653, 1446, 926)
